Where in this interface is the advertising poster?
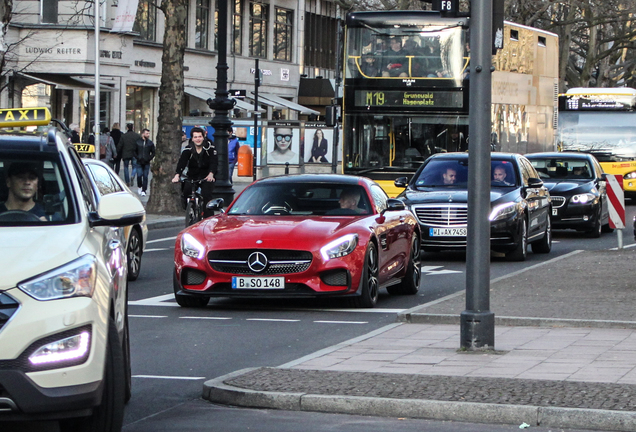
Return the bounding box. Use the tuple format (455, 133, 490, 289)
(266, 122, 300, 165)
(304, 125, 333, 164)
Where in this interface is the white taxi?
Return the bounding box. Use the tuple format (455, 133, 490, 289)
(0, 108, 144, 432)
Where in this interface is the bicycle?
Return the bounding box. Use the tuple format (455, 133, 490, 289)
(181, 178, 206, 227)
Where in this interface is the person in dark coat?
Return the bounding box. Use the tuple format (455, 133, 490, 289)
(110, 123, 123, 174)
(172, 126, 218, 217)
(135, 128, 155, 196)
(120, 123, 141, 186)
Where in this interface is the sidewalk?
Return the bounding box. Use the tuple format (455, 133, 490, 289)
(203, 248, 636, 431)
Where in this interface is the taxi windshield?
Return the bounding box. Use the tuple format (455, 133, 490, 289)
(0, 155, 74, 226)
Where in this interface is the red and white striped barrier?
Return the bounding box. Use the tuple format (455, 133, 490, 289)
(606, 174, 625, 229)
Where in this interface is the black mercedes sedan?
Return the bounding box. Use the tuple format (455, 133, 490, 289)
(395, 152, 552, 261)
(525, 152, 612, 238)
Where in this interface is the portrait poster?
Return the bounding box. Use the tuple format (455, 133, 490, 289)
(266, 125, 300, 165)
(304, 127, 333, 164)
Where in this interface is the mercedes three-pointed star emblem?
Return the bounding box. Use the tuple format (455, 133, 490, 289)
(247, 251, 268, 273)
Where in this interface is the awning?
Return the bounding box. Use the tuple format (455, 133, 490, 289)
(254, 93, 320, 115)
(298, 78, 335, 106)
(185, 87, 264, 112)
(18, 73, 116, 91)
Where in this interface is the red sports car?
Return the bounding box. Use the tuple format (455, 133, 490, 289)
(173, 174, 421, 308)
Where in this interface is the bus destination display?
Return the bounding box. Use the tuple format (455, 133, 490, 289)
(559, 94, 636, 111)
(354, 90, 463, 108)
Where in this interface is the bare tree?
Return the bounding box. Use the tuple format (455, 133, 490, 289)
(145, 0, 188, 215)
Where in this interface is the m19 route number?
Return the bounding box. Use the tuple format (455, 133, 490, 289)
(365, 91, 385, 106)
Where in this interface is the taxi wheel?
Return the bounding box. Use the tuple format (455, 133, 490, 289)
(388, 233, 420, 295)
(350, 242, 379, 308)
(59, 318, 125, 432)
(507, 218, 527, 261)
(127, 228, 142, 281)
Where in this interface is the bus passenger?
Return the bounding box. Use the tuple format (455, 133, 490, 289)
(382, 37, 408, 77)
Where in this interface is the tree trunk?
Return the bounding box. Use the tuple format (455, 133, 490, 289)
(146, 0, 188, 215)
(0, 0, 13, 75)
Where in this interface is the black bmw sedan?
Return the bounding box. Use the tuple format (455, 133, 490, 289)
(525, 152, 612, 238)
(395, 152, 552, 261)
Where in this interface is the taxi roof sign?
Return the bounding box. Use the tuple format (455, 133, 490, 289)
(0, 107, 52, 128)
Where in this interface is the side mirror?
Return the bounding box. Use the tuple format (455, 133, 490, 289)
(382, 199, 406, 215)
(206, 198, 225, 213)
(527, 177, 543, 188)
(394, 177, 408, 188)
(600, 173, 607, 182)
(90, 192, 145, 227)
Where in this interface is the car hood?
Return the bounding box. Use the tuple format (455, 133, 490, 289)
(0, 225, 86, 290)
(201, 216, 361, 249)
(543, 180, 590, 195)
(400, 188, 509, 204)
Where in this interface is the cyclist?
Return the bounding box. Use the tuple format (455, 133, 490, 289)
(172, 126, 218, 217)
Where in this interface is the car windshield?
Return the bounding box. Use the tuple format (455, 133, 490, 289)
(412, 159, 518, 187)
(227, 183, 372, 216)
(0, 155, 74, 226)
(529, 158, 594, 180)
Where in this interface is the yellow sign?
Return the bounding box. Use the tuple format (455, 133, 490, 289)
(74, 144, 95, 153)
(0, 107, 52, 128)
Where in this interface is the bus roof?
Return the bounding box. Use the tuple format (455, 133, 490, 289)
(565, 87, 636, 96)
(346, 10, 467, 28)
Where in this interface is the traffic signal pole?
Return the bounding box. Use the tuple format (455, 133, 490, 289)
(461, 0, 495, 349)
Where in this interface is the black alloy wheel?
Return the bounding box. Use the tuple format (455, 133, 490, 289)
(127, 228, 142, 281)
(507, 217, 527, 261)
(531, 214, 552, 254)
(351, 242, 379, 308)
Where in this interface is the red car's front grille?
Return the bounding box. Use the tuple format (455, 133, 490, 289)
(208, 249, 313, 275)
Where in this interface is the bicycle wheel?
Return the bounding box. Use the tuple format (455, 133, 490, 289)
(185, 201, 197, 227)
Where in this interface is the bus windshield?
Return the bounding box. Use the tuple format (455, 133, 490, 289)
(346, 24, 467, 82)
(558, 111, 636, 161)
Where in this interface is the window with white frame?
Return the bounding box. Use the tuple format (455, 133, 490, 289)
(196, 0, 210, 49)
(249, 1, 268, 58)
(134, 0, 157, 42)
(41, 0, 58, 23)
(232, 0, 243, 54)
(274, 8, 292, 62)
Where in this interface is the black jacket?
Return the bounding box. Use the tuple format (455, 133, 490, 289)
(121, 130, 141, 159)
(135, 138, 156, 165)
(175, 142, 218, 180)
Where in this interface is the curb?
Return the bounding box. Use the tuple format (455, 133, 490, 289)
(202, 368, 636, 432)
(397, 312, 636, 329)
(146, 218, 184, 230)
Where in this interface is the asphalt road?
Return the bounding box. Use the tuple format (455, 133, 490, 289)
(117, 201, 636, 431)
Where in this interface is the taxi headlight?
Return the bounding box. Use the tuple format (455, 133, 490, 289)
(19, 255, 96, 301)
(320, 234, 358, 260)
(29, 330, 91, 367)
(182, 233, 205, 259)
(571, 193, 595, 204)
(489, 202, 517, 221)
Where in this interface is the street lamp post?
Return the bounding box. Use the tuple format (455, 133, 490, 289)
(207, 0, 235, 206)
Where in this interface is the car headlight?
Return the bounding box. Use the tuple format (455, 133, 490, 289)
(320, 234, 358, 261)
(29, 330, 91, 368)
(182, 233, 205, 259)
(624, 171, 636, 179)
(489, 202, 517, 221)
(19, 255, 97, 301)
(570, 193, 595, 204)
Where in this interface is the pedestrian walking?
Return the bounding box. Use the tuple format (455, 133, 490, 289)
(99, 126, 117, 168)
(111, 122, 123, 174)
(227, 127, 239, 184)
(120, 123, 141, 186)
(135, 128, 155, 196)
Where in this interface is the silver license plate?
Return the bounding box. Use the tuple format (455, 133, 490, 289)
(232, 276, 285, 290)
(430, 228, 467, 237)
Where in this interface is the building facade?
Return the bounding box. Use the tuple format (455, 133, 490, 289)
(3, 0, 340, 142)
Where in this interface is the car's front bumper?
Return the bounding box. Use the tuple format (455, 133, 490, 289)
(0, 290, 107, 419)
(549, 200, 598, 230)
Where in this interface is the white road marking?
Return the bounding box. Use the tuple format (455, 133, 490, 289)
(146, 236, 177, 244)
(133, 375, 205, 380)
(129, 293, 179, 307)
(129, 315, 167, 318)
(307, 308, 406, 313)
(421, 265, 462, 275)
(180, 316, 232, 320)
(144, 248, 172, 252)
(246, 318, 300, 322)
(314, 320, 368, 324)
